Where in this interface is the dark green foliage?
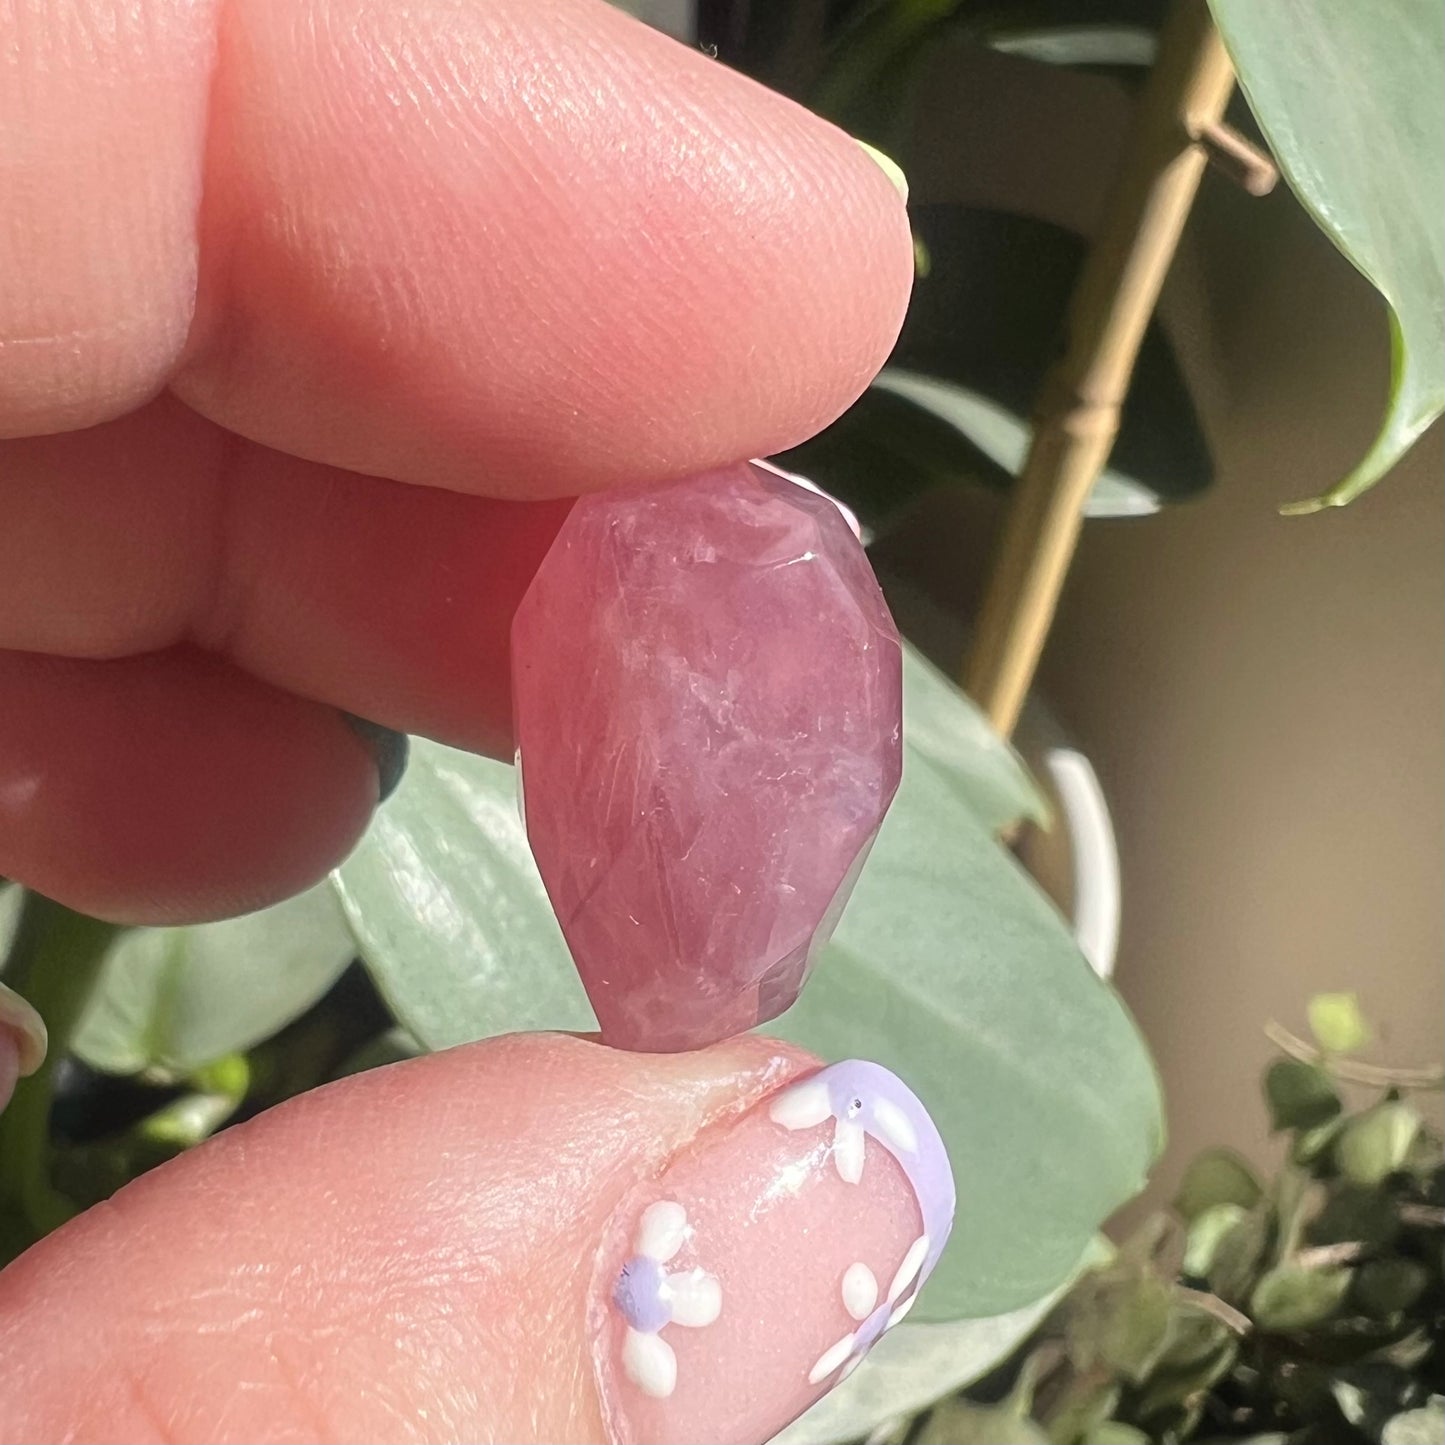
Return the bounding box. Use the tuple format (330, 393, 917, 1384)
(885, 998, 1444, 1445)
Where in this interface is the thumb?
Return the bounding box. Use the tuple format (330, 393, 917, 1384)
(0, 1034, 951, 1445)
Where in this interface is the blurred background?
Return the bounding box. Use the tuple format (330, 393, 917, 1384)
(621, 0, 1445, 1213)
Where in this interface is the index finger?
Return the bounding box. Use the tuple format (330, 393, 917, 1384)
(1, 0, 912, 495)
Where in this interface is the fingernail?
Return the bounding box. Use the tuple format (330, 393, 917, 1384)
(854, 139, 909, 204)
(593, 1060, 954, 1444)
(341, 715, 410, 803)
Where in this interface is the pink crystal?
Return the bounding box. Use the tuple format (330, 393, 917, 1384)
(512, 462, 902, 1052)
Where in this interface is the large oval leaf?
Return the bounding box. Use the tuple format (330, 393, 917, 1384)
(71, 885, 355, 1075)
(902, 643, 1049, 831)
(331, 743, 596, 1048)
(336, 645, 1162, 1318)
(1210, 0, 1445, 510)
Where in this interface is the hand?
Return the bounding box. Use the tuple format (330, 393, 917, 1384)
(0, 0, 910, 925)
(0, 3, 920, 1440)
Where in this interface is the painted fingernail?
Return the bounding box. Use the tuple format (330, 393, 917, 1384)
(593, 1060, 954, 1444)
(341, 715, 410, 803)
(854, 139, 909, 204)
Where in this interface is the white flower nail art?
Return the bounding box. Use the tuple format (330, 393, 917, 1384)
(770, 1063, 958, 1389)
(613, 1200, 722, 1399)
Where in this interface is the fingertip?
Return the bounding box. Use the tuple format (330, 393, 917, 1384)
(0, 647, 379, 924)
(0, 1033, 814, 1443)
(175, 0, 915, 496)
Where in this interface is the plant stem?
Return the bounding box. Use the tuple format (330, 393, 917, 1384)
(1292, 1241, 1365, 1271)
(1399, 1203, 1445, 1229)
(1175, 1285, 1253, 1336)
(964, 0, 1239, 737)
(0, 894, 118, 1254)
(1265, 1021, 1445, 1091)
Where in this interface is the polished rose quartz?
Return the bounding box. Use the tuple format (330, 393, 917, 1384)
(512, 462, 902, 1051)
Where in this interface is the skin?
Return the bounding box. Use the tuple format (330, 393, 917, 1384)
(0, 0, 914, 1438)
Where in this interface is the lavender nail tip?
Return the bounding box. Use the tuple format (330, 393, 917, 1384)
(770, 1059, 956, 1285)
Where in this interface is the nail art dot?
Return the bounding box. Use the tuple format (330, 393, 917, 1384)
(808, 1332, 856, 1385)
(885, 1291, 918, 1331)
(842, 1262, 879, 1321)
(666, 1268, 722, 1328)
(887, 1234, 929, 1304)
(636, 1199, 688, 1262)
(832, 1116, 866, 1184)
(622, 1327, 678, 1398)
(769, 1077, 832, 1131)
(872, 1095, 919, 1153)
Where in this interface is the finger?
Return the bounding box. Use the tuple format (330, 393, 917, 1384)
(0, 0, 217, 435)
(0, 397, 568, 758)
(3, 0, 912, 495)
(0, 1035, 951, 1445)
(0, 647, 380, 923)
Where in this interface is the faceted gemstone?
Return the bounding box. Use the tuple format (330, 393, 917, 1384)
(512, 461, 902, 1052)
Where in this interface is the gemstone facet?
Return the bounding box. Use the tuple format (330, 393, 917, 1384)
(512, 462, 902, 1051)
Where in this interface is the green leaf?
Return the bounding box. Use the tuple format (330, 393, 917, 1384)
(1088, 1427, 1150, 1445)
(1308, 1184, 1400, 1250)
(900, 642, 1049, 830)
(332, 1027, 422, 1081)
(1095, 1273, 1175, 1381)
(340, 681, 1160, 1319)
(1335, 1102, 1422, 1186)
(1174, 1147, 1263, 1220)
(71, 886, 354, 1074)
(1250, 1263, 1353, 1331)
(0, 881, 22, 964)
(1307, 992, 1372, 1055)
(1264, 1058, 1341, 1132)
(1182, 1202, 1247, 1278)
(770, 1241, 1104, 1445)
(1383, 1398, 1445, 1445)
(915, 1397, 1050, 1445)
(1353, 1258, 1430, 1318)
(1131, 1309, 1238, 1433)
(1045, 1379, 1121, 1445)
(331, 744, 596, 1050)
(1292, 1116, 1346, 1169)
(1209, 0, 1445, 510)
(1202, 1206, 1269, 1306)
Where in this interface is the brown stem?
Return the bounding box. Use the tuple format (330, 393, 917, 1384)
(1399, 1204, 1445, 1229)
(1265, 1021, 1445, 1090)
(964, 0, 1238, 737)
(1193, 119, 1279, 195)
(1293, 1241, 1366, 1270)
(1175, 1285, 1253, 1336)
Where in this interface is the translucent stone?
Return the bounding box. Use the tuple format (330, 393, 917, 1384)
(512, 462, 902, 1051)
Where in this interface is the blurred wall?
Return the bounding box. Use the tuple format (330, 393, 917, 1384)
(1042, 185, 1444, 1203)
(897, 44, 1444, 1203)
